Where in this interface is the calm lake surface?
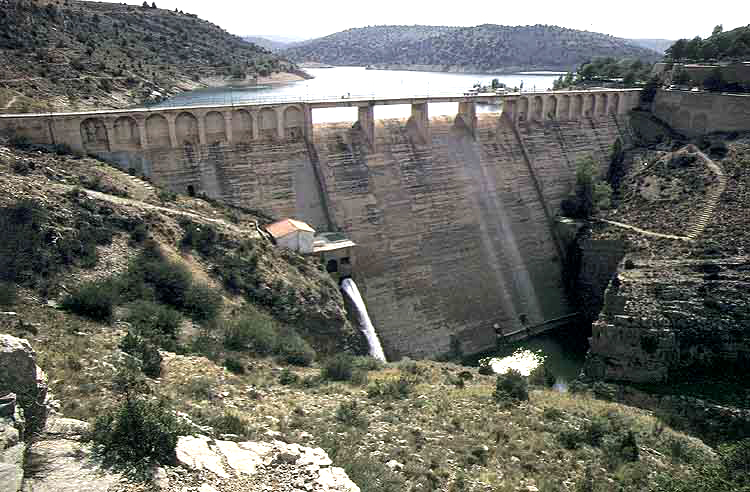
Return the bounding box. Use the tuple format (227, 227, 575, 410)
(154, 66, 562, 122)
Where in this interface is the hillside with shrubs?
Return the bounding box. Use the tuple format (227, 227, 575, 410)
(0, 0, 300, 113)
(1, 134, 749, 491)
(283, 24, 660, 72)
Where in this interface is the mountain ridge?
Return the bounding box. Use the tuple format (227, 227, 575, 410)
(283, 24, 661, 72)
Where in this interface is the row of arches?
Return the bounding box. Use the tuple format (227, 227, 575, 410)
(514, 92, 627, 123)
(79, 105, 306, 152)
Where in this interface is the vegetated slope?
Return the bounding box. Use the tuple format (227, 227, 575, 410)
(0, 1, 300, 113)
(283, 24, 660, 72)
(666, 24, 750, 61)
(628, 38, 675, 54)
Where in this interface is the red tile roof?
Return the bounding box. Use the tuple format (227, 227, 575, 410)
(265, 218, 315, 238)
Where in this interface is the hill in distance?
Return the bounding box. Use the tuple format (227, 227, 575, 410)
(628, 38, 675, 54)
(0, 1, 302, 113)
(282, 24, 661, 73)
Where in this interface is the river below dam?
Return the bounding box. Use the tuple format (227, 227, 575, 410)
(153, 66, 562, 122)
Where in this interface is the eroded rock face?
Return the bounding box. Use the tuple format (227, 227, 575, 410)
(0, 335, 48, 437)
(175, 435, 360, 492)
(584, 257, 750, 384)
(0, 394, 25, 492)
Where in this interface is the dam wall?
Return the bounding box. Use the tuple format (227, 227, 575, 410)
(311, 112, 631, 358)
(0, 91, 637, 358)
(652, 90, 750, 137)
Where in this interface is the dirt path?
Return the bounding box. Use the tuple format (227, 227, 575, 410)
(597, 218, 691, 241)
(51, 183, 260, 237)
(2, 95, 20, 110)
(599, 146, 726, 242)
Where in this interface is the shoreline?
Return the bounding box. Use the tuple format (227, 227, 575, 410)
(362, 63, 569, 76)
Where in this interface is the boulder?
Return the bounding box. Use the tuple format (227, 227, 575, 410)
(0, 335, 48, 437)
(0, 394, 25, 492)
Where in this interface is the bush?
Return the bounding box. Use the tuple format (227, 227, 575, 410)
(322, 353, 355, 381)
(367, 376, 415, 400)
(183, 283, 222, 322)
(223, 357, 245, 374)
(223, 312, 277, 354)
(275, 329, 315, 366)
(493, 370, 528, 403)
(353, 356, 385, 372)
(119, 332, 162, 378)
(335, 400, 368, 429)
(90, 396, 187, 465)
(179, 220, 218, 256)
(208, 411, 251, 438)
(126, 300, 182, 342)
(0, 282, 18, 307)
(278, 368, 299, 386)
(61, 279, 118, 322)
(111, 359, 150, 395)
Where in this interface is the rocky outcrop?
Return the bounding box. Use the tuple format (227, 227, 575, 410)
(583, 256, 750, 384)
(0, 335, 48, 437)
(0, 394, 25, 492)
(173, 435, 360, 492)
(21, 416, 123, 492)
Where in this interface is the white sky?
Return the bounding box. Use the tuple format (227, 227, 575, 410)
(101, 0, 748, 41)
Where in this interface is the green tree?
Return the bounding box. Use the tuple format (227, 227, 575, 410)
(704, 67, 726, 91)
(672, 68, 691, 85)
(622, 70, 636, 86)
(712, 24, 723, 37)
(666, 39, 687, 61)
(640, 75, 660, 104)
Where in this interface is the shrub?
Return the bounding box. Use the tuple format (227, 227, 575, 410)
(0, 282, 18, 307)
(223, 357, 245, 375)
(353, 356, 385, 372)
(119, 332, 162, 378)
(141, 255, 192, 307)
(126, 300, 182, 341)
(603, 430, 639, 469)
(208, 411, 251, 438)
(335, 400, 368, 429)
(179, 221, 218, 256)
(322, 353, 355, 381)
(543, 407, 565, 421)
(183, 283, 222, 322)
(90, 396, 187, 465)
(367, 376, 415, 400)
(61, 279, 117, 322)
(0, 199, 52, 283)
(111, 359, 150, 395)
(493, 369, 528, 403)
(223, 312, 277, 354)
(278, 368, 299, 386)
(275, 329, 315, 366)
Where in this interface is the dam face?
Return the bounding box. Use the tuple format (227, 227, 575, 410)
(0, 94, 635, 358)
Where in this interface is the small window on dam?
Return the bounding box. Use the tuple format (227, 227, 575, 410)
(326, 259, 339, 273)
(187, 185, 195, 197)
(341, 257, 350, 265)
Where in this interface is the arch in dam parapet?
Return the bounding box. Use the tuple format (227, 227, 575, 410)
(80, 117, 110, 153)
(544, 95, 558, 121)
(145, 114, 170, 148)
(571, 94, 584, 120)
(557, 94, 571, 120)
(204, 111, 227, 144)
(175, 112, 200, 145)
(258, 108, 278, 140)
(531, 95, 544, 122)
(517, 97, 529, 122)
(597, 93, 608, 118)
(232, 109, 255, 143)
(284, 105, 304, 140)
(112, 116, 140, 149)
(609, 93, 620, 115)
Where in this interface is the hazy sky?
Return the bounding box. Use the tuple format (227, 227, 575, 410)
(103, 0, 748, 41)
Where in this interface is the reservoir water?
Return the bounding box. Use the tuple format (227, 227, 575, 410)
(154, 66, 562, 122)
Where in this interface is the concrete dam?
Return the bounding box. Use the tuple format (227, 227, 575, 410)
(0, 89, 641, 359)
